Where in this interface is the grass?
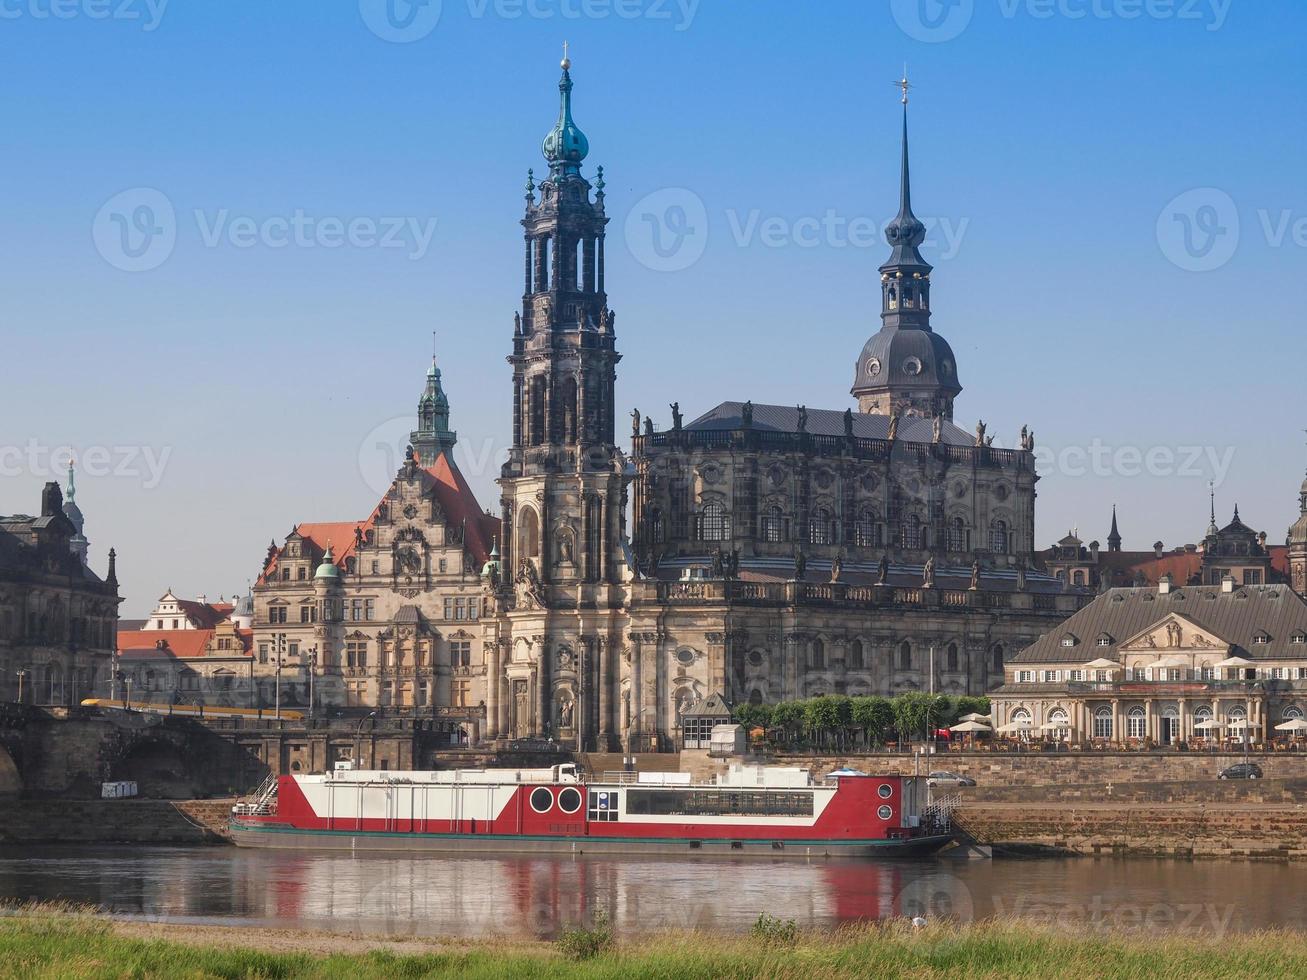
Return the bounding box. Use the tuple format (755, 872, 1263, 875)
(1, 903, 1306, 978)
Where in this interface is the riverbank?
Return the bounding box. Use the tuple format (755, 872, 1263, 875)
(0, 799, 231, 845)
(3, 906, 1307, 979)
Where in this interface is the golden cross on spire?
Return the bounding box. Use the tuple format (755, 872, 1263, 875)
(562, 40, 570, 69)
(896, 66, 911, 105)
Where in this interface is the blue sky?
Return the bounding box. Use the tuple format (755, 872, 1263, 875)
(1, 0, 1304, 615)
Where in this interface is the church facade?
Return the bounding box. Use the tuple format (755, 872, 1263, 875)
(479, 61, 1089, 751)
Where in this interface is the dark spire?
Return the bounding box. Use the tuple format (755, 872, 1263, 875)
(1207, 483, 1219, 537)
(106, 547, 118, 588)
(878, 71, 933, 333)
(1107, 505, 1122, 552)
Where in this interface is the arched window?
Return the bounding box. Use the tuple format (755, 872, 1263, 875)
(748, 689, 763, 706)
(1011, 708, 1032, 730)
(991, 643, 1004, 673)
(1093, 705, 1113, 739)
(849, 639, 865, 670)
(1047, 708, 1070, 742)
(900, 515, 923, 550)
(855, 509, 879, 547)
(898, 641, 911, 671)
(990, 520, 1009, 554)
(946, 643, 959, 672)
(518, 508, 540, 559)
(649, 508, 666, 544)
(888, 285, 898, 310)
(762, 507, 785, 543)
(1127, 706, 1147, 739)
(810, 508, 834, 546)
(1285, 705, 1305, 721)
(700, 501, 730, 542)
(810, 639, 825, 670)
(947, 518, 967, 552)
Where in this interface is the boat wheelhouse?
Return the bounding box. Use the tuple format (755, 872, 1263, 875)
(230, 762, 952, 858)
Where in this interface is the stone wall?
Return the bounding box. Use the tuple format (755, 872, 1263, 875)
(956, 803, 1307, 860)
(0, 799, 227, 845)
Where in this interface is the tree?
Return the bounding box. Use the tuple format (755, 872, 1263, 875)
(892, 691, 932, 744)
(852, 696, 894, 748)
(772, 701, 805, 745)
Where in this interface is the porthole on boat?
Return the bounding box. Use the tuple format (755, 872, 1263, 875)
(558, 787, 583, 814)
(878, 783, 893, 799)
(877, 805, 893, 820)
(530, 787, 554, 813)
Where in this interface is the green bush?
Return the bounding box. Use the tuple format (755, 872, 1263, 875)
(556, 910, 613, 961)
(751, 912, 799, 947)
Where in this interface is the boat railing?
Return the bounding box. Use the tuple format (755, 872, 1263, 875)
(922, 793, 961, 832)
(232, 773, 279, 816)
(600, 771, 642, 784)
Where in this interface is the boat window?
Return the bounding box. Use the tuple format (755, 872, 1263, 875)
(588, 790, 620, 822)
(530, 787, 554, 813)
(878, 783, 893, 799)
(625, 789, 814, 818)
(558, 787, 583, 814)
(877, 805, 893, 820)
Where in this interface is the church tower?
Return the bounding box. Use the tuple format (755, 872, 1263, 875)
(851, 77, 962, 420)
(489, 51, 626, 751)
(1290, 467, 1307, 596)
(410, 356, 457, 463)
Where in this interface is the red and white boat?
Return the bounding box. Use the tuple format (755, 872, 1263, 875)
(229, 763, 952, 858)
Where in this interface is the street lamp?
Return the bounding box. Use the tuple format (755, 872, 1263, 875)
(15, 669, 27, 705)
(354, 710, 376, 768)
(273, 633, 286, 721)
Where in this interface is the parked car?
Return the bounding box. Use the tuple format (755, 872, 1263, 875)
(926, 771, 977, 788)
(1217, 762, 1263, 780)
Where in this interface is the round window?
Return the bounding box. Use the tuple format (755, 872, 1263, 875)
(877, 805, 893, 821)
(676, 649, 695, 666)
(558, 787, 583, 814)
(877, 783, 893, 799)
(747, 650, 764, 667)
(530, 787, 554, 813)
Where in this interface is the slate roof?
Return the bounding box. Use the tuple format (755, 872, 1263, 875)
(1010, 585, 1307, 664)
(687, 402, 977, 447)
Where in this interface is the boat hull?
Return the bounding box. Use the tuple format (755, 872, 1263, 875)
(229, 820, 953, 859)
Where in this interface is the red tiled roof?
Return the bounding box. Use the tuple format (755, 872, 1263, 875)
(257, 450, 500, 583)
(117, 628, 213, 659)
(173, 600, 228, 629)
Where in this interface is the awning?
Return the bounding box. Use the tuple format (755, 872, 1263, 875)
(1082, 658, 1119, 669)
(995, 720, 1033, 733)
(957, 712, 991, 724)
(1274, 718, 1307, 732)
(949, 721, 992, 733)
(1193, 720, 1223, 731)
(1215, 656, 1254, 668)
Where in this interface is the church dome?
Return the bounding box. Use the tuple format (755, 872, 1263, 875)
(852, 325, 962, 395)
(542, 60, 589, 176)
(314, 545, 340, 581)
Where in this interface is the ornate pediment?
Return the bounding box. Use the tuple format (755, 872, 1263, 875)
(1119, 613, 1227, 653)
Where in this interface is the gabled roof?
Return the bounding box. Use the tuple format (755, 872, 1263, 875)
(686, 402, 976, 447)
(1011, 585, 1307, 664)
(258, 450, 499, 584)
(117, 627, 253, 660)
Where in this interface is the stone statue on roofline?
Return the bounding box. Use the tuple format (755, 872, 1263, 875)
(922, 556, 936, 589)
(741, 400, 754, 428)
(877, 553, 890, 585)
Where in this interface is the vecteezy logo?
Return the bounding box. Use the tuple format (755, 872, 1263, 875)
(623, 187, 708, 273)
(890, 0, 974, 43)
(1156, 187, 1240, 272)
(894, 871, 976, 924)
(359, 0, 442, 43)
(92, 188, 177, 273)
(357, 416, 419, 497)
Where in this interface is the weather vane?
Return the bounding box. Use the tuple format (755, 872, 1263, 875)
(562, 40, 570, 69)
(896, 65, 911, 105)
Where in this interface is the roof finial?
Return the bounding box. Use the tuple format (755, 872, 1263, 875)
(562, 40, 570, 70)
(897, 64, 911, 106)
(66, 456, 76, 503)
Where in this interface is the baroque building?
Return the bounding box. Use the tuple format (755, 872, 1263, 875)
(480, 62, 1087, 752)
(0, 479, 120, 705)
(251, 357, 499, 740)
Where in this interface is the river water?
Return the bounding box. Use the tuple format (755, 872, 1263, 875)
(2, 845, 1305, 938)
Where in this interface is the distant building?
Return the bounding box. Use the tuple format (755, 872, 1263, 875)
(250, 357, 499, 734)
(1042, 499, 1289, 592)
(141, 589, 234, 631)
(0, 481, 120, 705)
(116, 618, 255, 706)
(992, 576, 1307, 746)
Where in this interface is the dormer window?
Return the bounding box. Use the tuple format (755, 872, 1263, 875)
(1291, 631, 1306, 645)
(1097, 634, 1114, 647)
(1060, 634, 1078, 648)
(1253, 631, 1270, 645)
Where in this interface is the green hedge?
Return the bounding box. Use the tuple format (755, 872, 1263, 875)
(732, 694, 991, 750)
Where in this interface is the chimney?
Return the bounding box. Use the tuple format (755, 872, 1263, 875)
(40, 481, 63, 517)
(1222, 574, 1236, 594)
(1154, 541, 1164, 558)
(1089, 540, 1100, 561)
(1158, 574, 1172, 595)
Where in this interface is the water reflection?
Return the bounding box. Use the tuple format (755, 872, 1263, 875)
(2, 846, 1306, 938)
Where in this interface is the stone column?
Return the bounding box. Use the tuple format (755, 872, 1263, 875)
(1112, 698, 1120, 745)
(487, 639, 501, 739)
(1145, 699, 1154, 746)
(537, 642, 550, 737)
(629, 633, 642, 744)
(599, 636, 613, 748)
